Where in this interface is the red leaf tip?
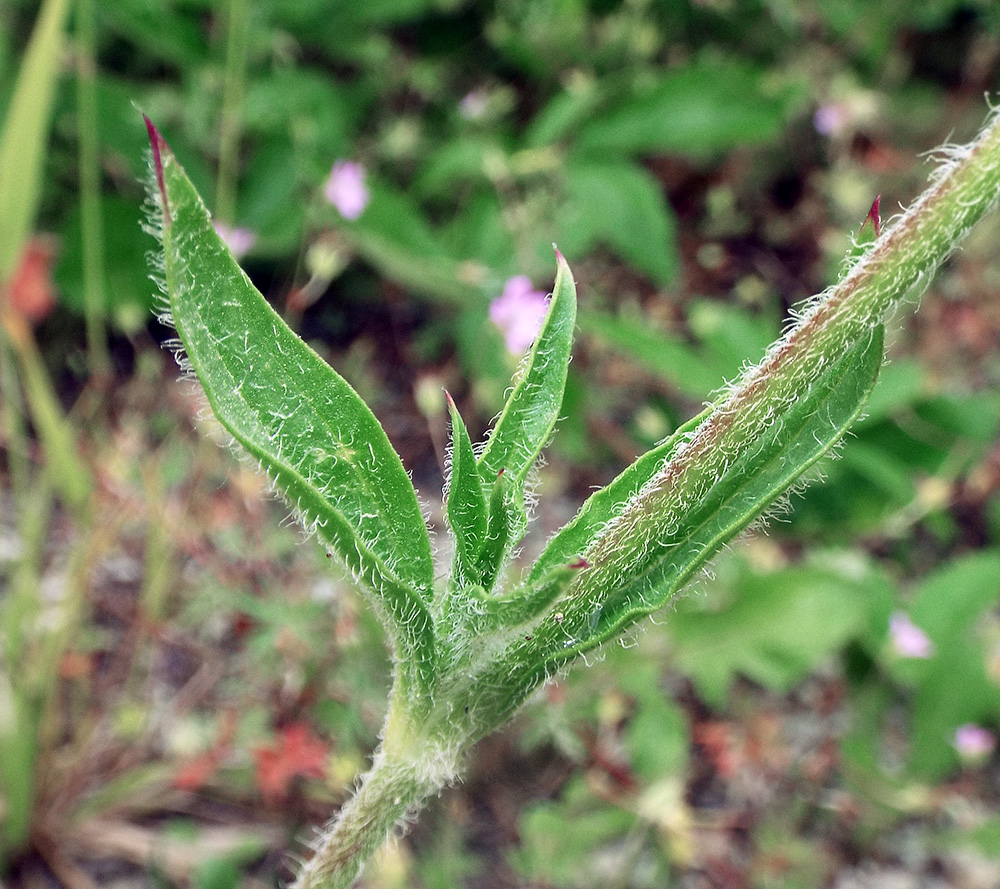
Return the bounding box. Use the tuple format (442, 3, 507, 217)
(568, 558, 589, 570)
(862, 194, 881, 237)
(143, 114, 170, 224)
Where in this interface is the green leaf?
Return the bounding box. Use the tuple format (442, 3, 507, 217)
(559, 161, 677, 285)
(536, 324, 886, 663)
(578, 310, 721, 399)
(143, 119, 436, 690)
(904, 550, 1000, 779)
(449, 564, 580, 660)
(687, 301, 779, 378)
(575, 59, 789, 160)
(579, 301, 779, 401)
(445, 393, 487, 589)
(523, 85, 603, 149)
(0, 0, 91, 517)
(98, 4, 210, 69)
(669, 560, 892, 707)
(477, 251, 577, 533)
(478, 562, 581, 633)
(529, 405, 712, 583)
(336, 180, 482, 306)
(474, 469, 516, 593)
(55, 195, 154, 328)
(464, 327, 884, 735)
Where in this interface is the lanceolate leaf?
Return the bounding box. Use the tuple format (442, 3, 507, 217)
(570, 324, 885, 648)
(477, 251, 576, 533)
(559, 161, 678, 285)
(528, 405, 712, 583)
(459, 325, 886, 739)
(477, 562, 582, 633)
(445, 392, 487, 589)
(143, 119, 435, 690)
(474, 469, 516, 592)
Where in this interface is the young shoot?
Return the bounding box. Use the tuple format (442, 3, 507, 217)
(143, 107, 1000, 888)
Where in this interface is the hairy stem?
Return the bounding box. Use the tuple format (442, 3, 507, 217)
(290, 748, 447, 889)
(574, 107, 1000, 603)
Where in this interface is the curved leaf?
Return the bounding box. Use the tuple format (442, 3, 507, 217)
(528, 405, 711, 583)
(445, 392, 487, 589)
(575, 59, 788, 159)
(477, 251, 576, 531)
(474, 469, 516, 593)
(144, 119, 435, 689)
(570, 323, 886, 649)
(559, 161, 677, 285)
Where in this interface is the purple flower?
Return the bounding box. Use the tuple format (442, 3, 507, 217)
(324, 160, 369, 220)
(954, 724, 996, 759)
(213, 222, 256, 258)
(813, 103, 849, 136)
(489, 275, 549, 355)
(889, 612, 934, 659)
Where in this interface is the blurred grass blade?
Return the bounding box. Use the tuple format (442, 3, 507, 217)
(144, 118, 437, 692)
(477, 252, 576, 535)
(0, 675, 39, 856)
(0, 0, 91, 516)
(0, 0, 71, 279)
(75, 0, 111, 374)
(3, 322, 91, 512)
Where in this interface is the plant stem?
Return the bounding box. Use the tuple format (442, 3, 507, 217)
(576, 108, 1000, 603)
(290, 747, 447, 889)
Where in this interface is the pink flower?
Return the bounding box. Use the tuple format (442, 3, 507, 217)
(213, 222, 256, 258)
(324, 160, 369, 220)
(489, 275, 549, 355)
(889, 612, 934, 659)
(813, 103, 849, 136)
(954, 724, 996, 759)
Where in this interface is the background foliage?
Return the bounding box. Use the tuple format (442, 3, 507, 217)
(1, 0, 1000, 887)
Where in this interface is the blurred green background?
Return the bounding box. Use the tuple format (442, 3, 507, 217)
(1, 1, 1000, 887)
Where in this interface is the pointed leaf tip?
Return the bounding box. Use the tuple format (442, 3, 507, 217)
(862, 194, 881, 236)
(143, 114, 169, 222)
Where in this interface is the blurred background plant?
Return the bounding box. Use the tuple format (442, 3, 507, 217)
(1, 0, 999, 886)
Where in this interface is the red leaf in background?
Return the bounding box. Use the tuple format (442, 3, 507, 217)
(172, 709, 238, 792)
(6, 237, 57, 323)
(254, 723, 329, 803)
(173, 750, 223, 792)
